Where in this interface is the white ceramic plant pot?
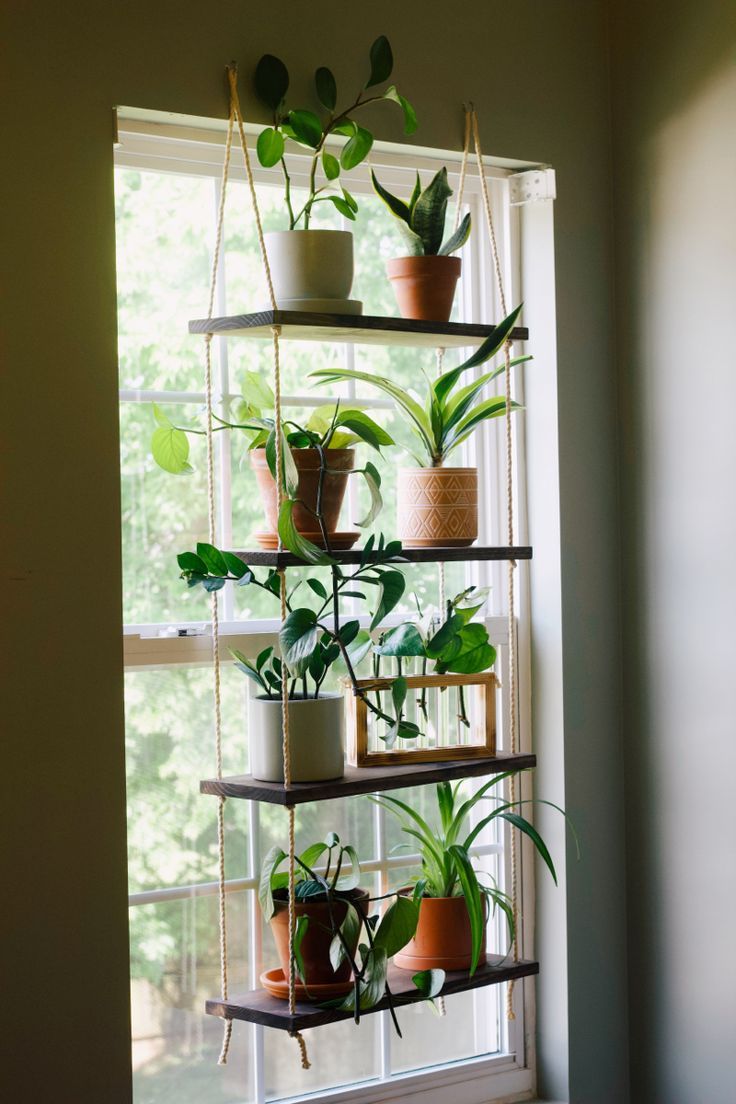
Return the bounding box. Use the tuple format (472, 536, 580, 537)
(249, 692, 345, 782)
(264, 229, 362, 314)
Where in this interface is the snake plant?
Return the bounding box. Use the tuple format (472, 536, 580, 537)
(311, 304, 528, 467)
(372, 166, 471, 256)
(373, 778, 571, 974)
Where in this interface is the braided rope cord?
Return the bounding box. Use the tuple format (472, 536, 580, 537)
(467, 108, 520, 1022)
(202, 96, 236, 1065)
(225, 66, 310, 1068)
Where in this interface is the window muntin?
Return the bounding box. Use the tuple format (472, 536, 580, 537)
(116, 121, 529, 1104)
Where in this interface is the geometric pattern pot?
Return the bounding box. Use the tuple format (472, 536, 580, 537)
(397, 466, 478, 547)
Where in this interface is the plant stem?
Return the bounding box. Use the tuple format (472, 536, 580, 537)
(281, 157, 296, 229)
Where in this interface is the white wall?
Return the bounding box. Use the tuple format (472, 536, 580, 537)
(611, 3, 736, 1100)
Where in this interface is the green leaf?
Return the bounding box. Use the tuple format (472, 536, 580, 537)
(365, 34, 393, 88)
(329, 902, 361, 972)
(259, 845, 286, 920)
(151, 422, 191, 474)
(410, 167, 452, 256)
(315, 66, 337, 110)
(310, 367, 435, 462)
(342, 187, 358, 213)
(338, 619, 360, 647)
(231, 649, 268, 692)
(371, 170, 411, 224)
(256, 127, 285, 168)
(277, 499, 334, 565)
(370, 569, 406, 630)
(408, 171, 422, 214)
(256, 646, 274, 671)
(340, 126, 373, 171)
(279, 608, 319, 676)
(345, 628, 373, 668)
(355, 461, 383, 528)
(306, 577, 328, 600)
(221, 551, 249, 579)
(412, 968, 445, 999)
(501, 812, 558, 885)
(325, 195, 356, 220)
(382, 85, 418, 135)
(322, 149, 340, 180)
(177, 551, 208, 574)
(292, 915, 309, 983)
(391, 675, 408, 716)
(335, 409, 393, 449)
(447, 845, 485, 974)
(254, 54, 289, 110)
(439, 210, 472, 256)
(436, 623, 496, 675)
(196, 543, 228, 576)
(288, 109, 322, 149)
(332, 120, 357, 138)
(374, 622, 425, 657)
(241, 371, 275, 410)
(335, 844, 361, 891)
(435, 304, 523, 403)
(373, 895, 419, 957)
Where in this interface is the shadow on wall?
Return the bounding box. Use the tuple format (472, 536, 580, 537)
(612, 3, 736, 1102)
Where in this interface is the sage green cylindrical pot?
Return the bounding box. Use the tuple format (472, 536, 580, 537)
(248, 692, 345, 782)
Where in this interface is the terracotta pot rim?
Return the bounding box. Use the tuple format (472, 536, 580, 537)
(250, 446, 355, 461)
(387, 254, 462, 271)
(272, 886, 369, 908)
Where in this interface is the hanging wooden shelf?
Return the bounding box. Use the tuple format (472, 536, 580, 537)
(201, 751, 535, 806)
(233, 545, 532, 569)
(188, 309, 529, 348)
(206, 956, 539, 1031)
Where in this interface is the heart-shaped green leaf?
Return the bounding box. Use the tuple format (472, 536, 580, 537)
(315, 66, 337, 110)
(365, 35, 393, 88)
(256, 127, 284, 167)
(340, 126, 373, 171)
(254, 54, 289, 110)
(288, 109, 322, 149)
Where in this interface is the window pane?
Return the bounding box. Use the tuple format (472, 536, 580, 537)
(116, 169, 215, 393)
(391, 989, 500, 1074)
(130, 892, 253, 1104)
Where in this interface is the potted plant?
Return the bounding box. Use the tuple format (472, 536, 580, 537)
(178, 535, 417, 781)
(311, 305, 527, 547)
(372, 166, 471, 321)
(373, 779, 569, 974)
(253, 36, 417, 313)
(152, 373, 393, 553)
(260, 832, 444, 1026)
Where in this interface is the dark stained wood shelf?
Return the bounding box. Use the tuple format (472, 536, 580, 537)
(188, 309, 528, 349)
(206, 956, 539, 1031)
(234, 545, 532, 569)
(201, 752, 536, 806)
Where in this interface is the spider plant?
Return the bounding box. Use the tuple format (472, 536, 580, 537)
(310, 304, 528, 467)
(373, 777, 570, 974)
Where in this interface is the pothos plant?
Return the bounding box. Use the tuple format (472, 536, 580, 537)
(260, 833, 444, 1026)
(254, 36, 417, 228)
(179, 535, 420, 739)
(370, 585, 498, 746)
(152, 372, 392, 560)
(373, 779, 574, 974)
(311, 304, 528, 468)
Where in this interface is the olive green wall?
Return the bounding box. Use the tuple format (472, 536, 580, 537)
(610, 3, 736, 1102)
(1, 3, 625, 1101)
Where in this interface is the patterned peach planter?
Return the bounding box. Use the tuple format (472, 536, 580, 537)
(397, 466, 478, 548)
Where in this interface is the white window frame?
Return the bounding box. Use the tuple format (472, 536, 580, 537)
(115, 114, 538, 1104)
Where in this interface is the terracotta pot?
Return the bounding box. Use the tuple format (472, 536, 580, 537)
(386, 255, 462, 322)
(397, 466, 478, 547)
(250, 448, 356, 547)
(269, 888, 369, 997)
(394, 894, 487, 973)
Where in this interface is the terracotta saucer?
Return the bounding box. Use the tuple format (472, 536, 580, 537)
(260, 966, 354, 1002)
(254, 531, 360, 551)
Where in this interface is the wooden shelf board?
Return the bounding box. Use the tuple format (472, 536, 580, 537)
(206, 956, 539, 1031)
(188, 309, 528, 349)
(201, 752, 536, 806)
(233, 545, 532, 569)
